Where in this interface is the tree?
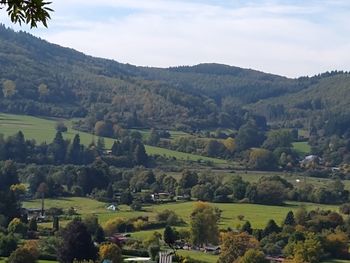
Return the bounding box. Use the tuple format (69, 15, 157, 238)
(0, 161, 21, 222)
(0, 233, 17, 256)
(325, 232, 349, 259)
(179, 170, 198, 189)
(262, 130, 292, 151)
(229, 176, 248, 200)
(7, 246, 37, 263)
(235, 122, 265, 152)
(283, 211, 296, 226)
(67, 134, 82, 164)
(237, 249, 269, 263)
(292, 233, 323, 263)
(2, 80, 16, 98)
(0, 0, 53, 27)
(28, 218, 37, 232)
(50, 131, 66, 163)
(190, 202, 219, 246)
(262, 220, 280, 237)
(218, 232, 259, 263)
(94, 225, 105, 243)
(164, 225, 176, 247)
(241, 221, 252, 235)
(57, 219, 98, 263)
(295, 206, 308, 226)
(99, 243, 122, 263)
(134, 143, 148, 166)
(248, 148, 275, 170)
(148, 128, 160, 146)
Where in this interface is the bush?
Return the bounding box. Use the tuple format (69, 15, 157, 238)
(7, 247, 37, 263)
(99, 243, 122, 263)
(0, 233, 17, 256)
(155, 210, 183, 225)
(148, 245, 160, 261)
(7, 218, 27, 237)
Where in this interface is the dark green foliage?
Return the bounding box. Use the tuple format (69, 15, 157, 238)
(0, 0, 53, 28)
(28, 218, 37, 232)
(163, 225, 176, 246)
(0, 233, 17, 257)
(263, 220, 281, 237)
(0, 161, 21, 223)
(283, 211, 295, 226)
(57, 218, 98, 263)
(148, 245, 160, 261)
(94, 225, 105, 243)
(241, 221, 253, 234)
(53, 216, 59, 232)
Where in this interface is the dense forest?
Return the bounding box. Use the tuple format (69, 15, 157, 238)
(1, 24, 350, 137)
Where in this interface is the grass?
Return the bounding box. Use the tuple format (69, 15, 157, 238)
(20, 197, 348, 263)
(176, 250, 219, 263)
(292, 141, 311, 156)
(0, 113, 227, 164)
(24, 197, 341, 230)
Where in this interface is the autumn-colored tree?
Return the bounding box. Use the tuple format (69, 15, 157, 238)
(223, 137, 236, 153)
(2, 80, 16, 98)
(99, 243, 123, 263)
(38, 83, 49, 97)
(219, 232, 259, 263)
(325, 232, 349, 259)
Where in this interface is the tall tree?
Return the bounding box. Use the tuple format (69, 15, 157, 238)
(67, 134, 82, 164)
(164, 225, 176, 247)
(0, 161, 21, 222)
(57, 219, 98, 263)
(190, 202, 219, 246)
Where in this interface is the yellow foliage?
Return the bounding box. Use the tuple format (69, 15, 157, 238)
(133, 219, 146, 231)
(103, 217, 126, 236)
(193, 201, 210, 212)
(23, 240, 40, 259)
(99, 243, 122, 263)
(223, 137, 236, 152)
(10, 184, 27, 194)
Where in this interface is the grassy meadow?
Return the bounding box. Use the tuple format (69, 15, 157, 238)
(0, 113, 227, 164)
(292, 141, 311, 156)
(23, 197, 342, 230)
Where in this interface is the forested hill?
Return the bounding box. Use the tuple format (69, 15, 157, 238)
(0, 24, 349, 134)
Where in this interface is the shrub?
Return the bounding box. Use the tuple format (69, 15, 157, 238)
(99, 243, 122, 263)
(0, 233, 17, 256)
(7, 218, 27, 237)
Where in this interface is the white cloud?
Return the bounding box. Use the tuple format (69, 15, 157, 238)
(2, 0, 350, 77)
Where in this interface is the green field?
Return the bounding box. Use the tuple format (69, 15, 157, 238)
(0, 113, 226, 164)
(292, 141, 311, 156)
(23, 197, 341, 230)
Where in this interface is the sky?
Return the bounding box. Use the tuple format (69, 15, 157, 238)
(1, 0, 350, 78)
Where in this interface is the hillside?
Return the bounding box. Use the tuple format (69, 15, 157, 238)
(250, 73, 350, 133)
(0, 25, 349, 135)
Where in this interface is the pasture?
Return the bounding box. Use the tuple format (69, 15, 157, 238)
(0, 113, 227, 164)
(23, 197, 341, 230)
(292, 141, 311, 156)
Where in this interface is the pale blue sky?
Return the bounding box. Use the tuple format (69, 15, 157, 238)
(1, 0, 350, 77)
